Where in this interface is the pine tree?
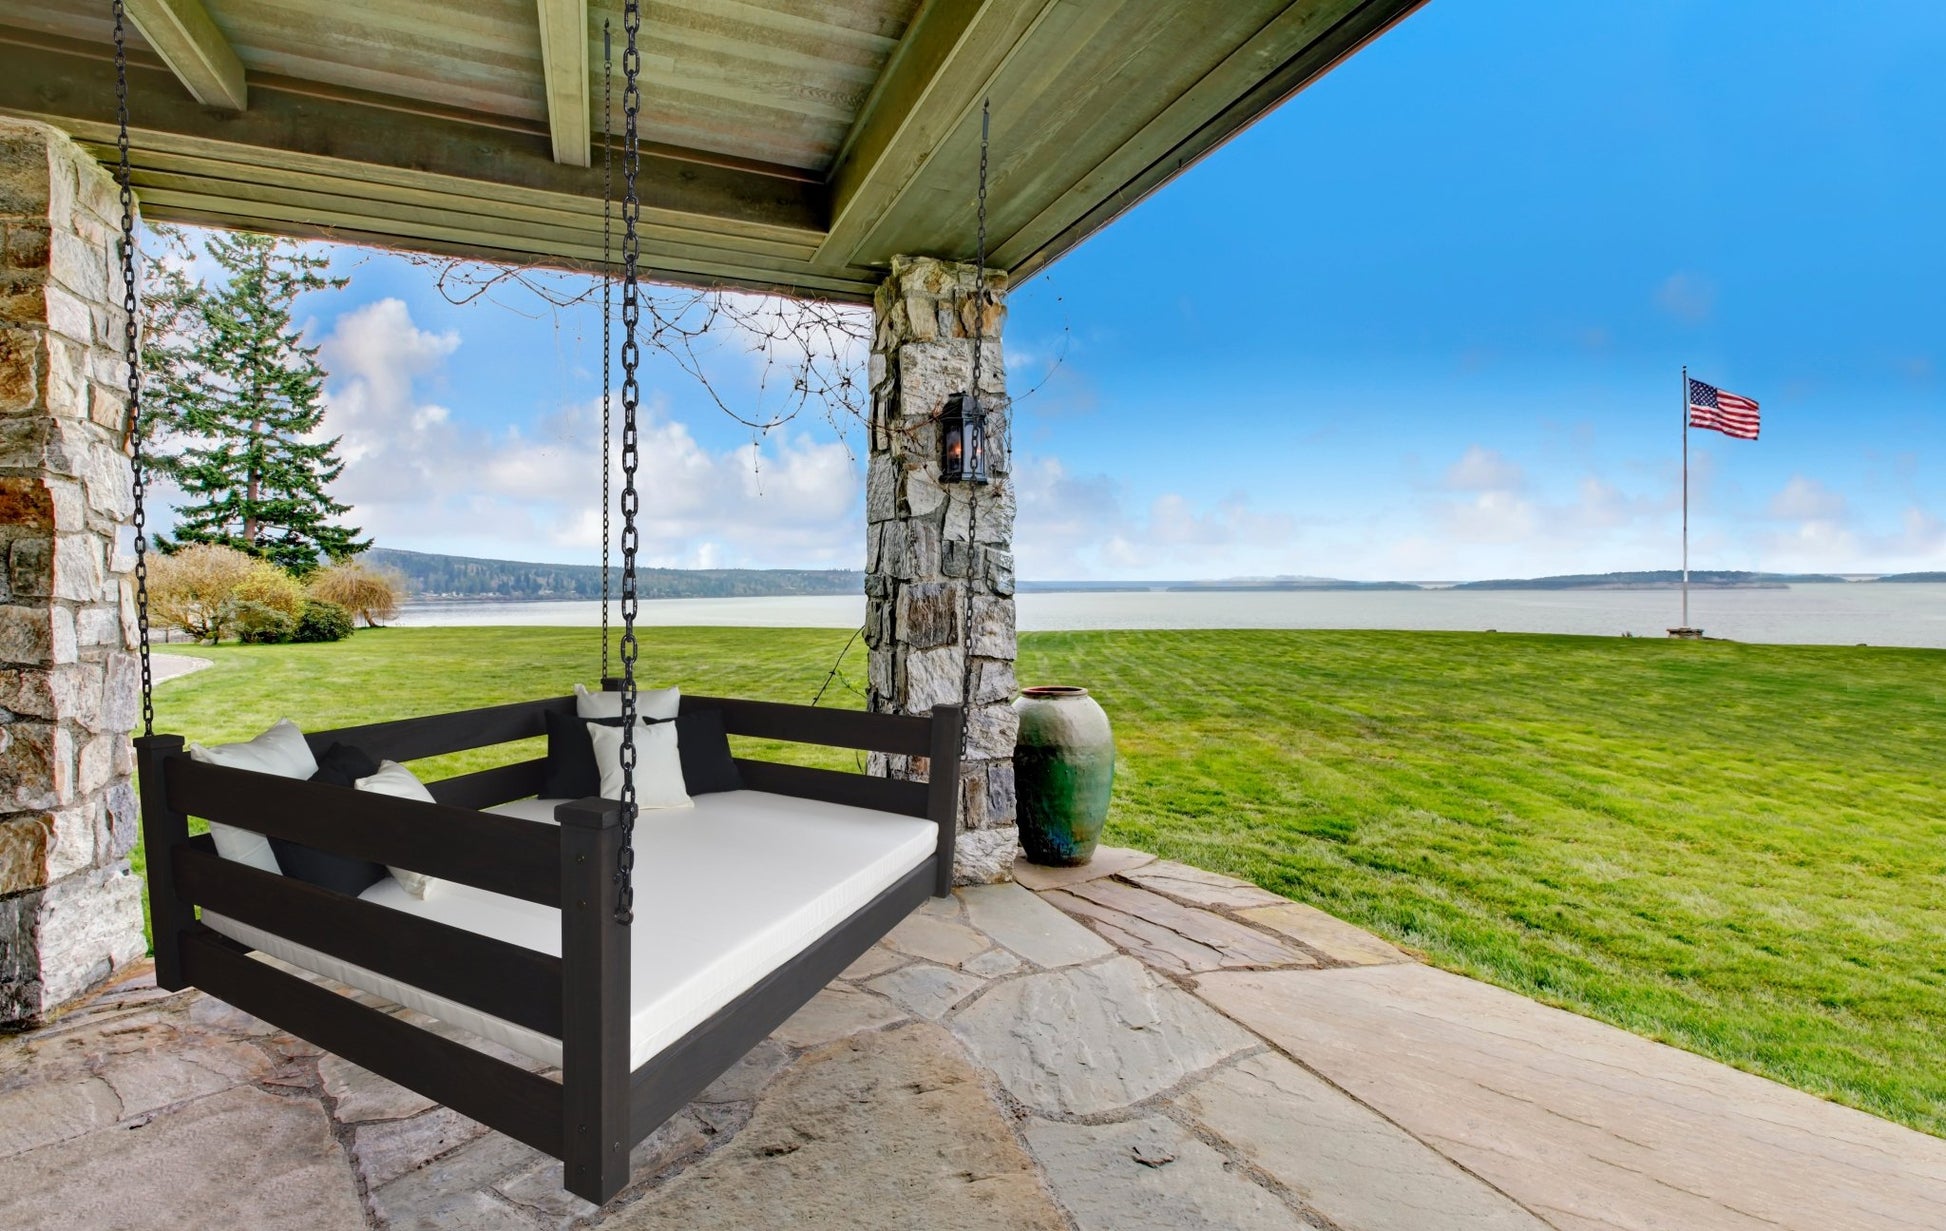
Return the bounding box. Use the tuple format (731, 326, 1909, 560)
(158, 232, 366, 574)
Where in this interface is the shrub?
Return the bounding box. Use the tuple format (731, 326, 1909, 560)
(291, 599, 354, 643)
(234, 561, 306, 617)
(308, 561, 404, 628)
(235, 601, 297, 644)
(148, 543, 257, 643)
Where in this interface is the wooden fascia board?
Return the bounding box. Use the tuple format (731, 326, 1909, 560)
(0, 29, 825, 240)
(814, 0, 1057, 270)
(1001, 0, 1429, 282)
(536, 0, 591, 166)
(125, 0, 247, 111)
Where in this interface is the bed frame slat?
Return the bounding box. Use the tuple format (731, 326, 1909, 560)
(175, 838, 564, 1038)
(429, 757, 549, 810)
(180, 928, 564, 1157)
(164, 757, 561, 906)
(731, 758, 930, 817)
(308, 695, 574, 763)
(682, 692, 934, 755)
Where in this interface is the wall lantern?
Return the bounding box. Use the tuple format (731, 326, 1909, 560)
(940, 391, 990, 484)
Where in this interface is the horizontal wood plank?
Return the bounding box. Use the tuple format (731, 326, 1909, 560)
(428, 758, 549, 812)
(181, 928, 564, 1158)
(163, 756, 562, 906)
(685, 694, 932, 755)
(308, 696, 571, 763)
(732, 758, 929, 819)
(177, 841, 564, 1036)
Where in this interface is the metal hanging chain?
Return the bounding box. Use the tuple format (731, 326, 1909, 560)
(600, 19, 613, 680)
(113, 1, 154, 739)
(969, 98, 990, 402)
(613, 0, 644, 926)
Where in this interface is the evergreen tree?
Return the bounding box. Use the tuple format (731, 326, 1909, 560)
(157, 231, 366, 574)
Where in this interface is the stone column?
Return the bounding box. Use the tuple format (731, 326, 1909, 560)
(866, 256, 1018, 883)
(0, 119, 147, 1027)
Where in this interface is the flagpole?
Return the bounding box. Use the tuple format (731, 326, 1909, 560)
(1680, 364, 1690, 630)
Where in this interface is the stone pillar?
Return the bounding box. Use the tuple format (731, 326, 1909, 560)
(0, 119, 146, 1027)
(866, 256, 1018, 883)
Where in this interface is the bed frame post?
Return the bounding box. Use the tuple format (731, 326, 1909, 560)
(134, 734, 192, 991)
(555, 797, 630, 1206)
(927, 705, 964, 898)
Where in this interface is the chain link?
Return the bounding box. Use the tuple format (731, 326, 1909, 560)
(613, 0, 645, 925)
(113, 2, 154, 738)
(957, 99, 992, 750)
(600, 20, 613, 681)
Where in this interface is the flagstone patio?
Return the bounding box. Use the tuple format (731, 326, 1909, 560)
(3, 850, 1941, 1231)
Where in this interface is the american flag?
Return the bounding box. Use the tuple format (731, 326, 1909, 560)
(1687, 377, 1760, 440)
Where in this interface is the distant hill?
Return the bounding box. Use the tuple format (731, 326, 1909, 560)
(1875, 572, 1946, 583)
(1165, 577, 1422, 592)
(368, 548, 861, 602)
(1451, 570, 1846, 591)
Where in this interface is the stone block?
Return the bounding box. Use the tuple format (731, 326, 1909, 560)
(0, 475, 54, 528)
(7, 536, 52, 599)
(984, 546, 1016, 596)
(968, 594, 1014, 660)
(865, 454, 897, 522)
(904, 515, 941, 577)
(865, 963, 986, 1020)
(974, 658, 1016, 704)
(0, 327, 37, 413)
(82, 442, 132, 519)
(101, 779, 137, 861)
(50, 532, 101, 601)
(963, 701, 1018, 761)
(959, 882, 1114, 968)
(896, 581, 960, 649)
(960, 767, 987, 831)
(74, 603, 119, 646)
(0, 812, 51, 894)
(0, 603, 51, 664)
(985, 758, 1017, 824)
(1024, 1115, 1310, 1231)
(4, 223, 51, 270)
(953, 825, 1018, 885)
(42, 284, 91, 346)
(75, 730, 116, 795)
(0, 129, 54, 216)
(33, 862, 145, 1009)
(45, 803, 94, 881)
(1, 719, 61, 809)
(902, 465, 947, 518)
(99, 651, 137, 731)
(903, 644, 964, 713)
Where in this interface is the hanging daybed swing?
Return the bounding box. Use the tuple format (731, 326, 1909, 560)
(122, 2, 967, 1205)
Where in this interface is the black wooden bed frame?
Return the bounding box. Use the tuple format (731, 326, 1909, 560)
(134, 691, 962, 1205)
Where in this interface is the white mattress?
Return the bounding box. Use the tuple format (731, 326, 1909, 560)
(202, 790, 936, 1069)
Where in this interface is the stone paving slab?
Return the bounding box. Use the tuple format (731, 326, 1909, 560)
(1023, 1113, 1312, 1230)
(1119, 858, 1291, 910)
(1044, 877, 1317, 974)
(1180, 1051, 1547, 1231)
(959, 881, 1115, 967)
(0, 1083, 366, 1231)
(1236, 901, 1410, 966)
(1009, 844, 1156, 891)
(950, 954, 1256, 1117)
(1195, 965, 1946, 1231)
(601, 1023, 1068, 1231)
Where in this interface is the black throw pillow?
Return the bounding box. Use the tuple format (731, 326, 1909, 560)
(271, 742, 388, 896)
(541, 709, 622, 799)
(676, 709, 742, 795)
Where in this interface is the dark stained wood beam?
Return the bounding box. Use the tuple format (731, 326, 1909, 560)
(125, 0, 246, 111)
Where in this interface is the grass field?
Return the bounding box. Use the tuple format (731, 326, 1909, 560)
(146, 625, 1946, 1136)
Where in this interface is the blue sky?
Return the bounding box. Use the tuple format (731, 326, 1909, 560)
(177, 0, 1945, 581)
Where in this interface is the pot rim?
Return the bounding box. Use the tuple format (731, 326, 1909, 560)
(1020, 685, 1090, 699)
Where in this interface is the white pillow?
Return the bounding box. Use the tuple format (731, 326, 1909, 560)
(588, 719, 691, 810)
(354, 761, 439, 898)
(187, 718, 316, 874)
(575, 682, 680, 721)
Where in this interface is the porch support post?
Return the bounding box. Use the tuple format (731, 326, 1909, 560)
(865, 256, 1019, 884)
(0, 118, 146, 1026)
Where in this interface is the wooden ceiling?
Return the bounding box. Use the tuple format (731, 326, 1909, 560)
(0, 0, 1425, 303)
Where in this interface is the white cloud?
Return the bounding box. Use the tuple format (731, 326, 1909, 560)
(1014, 457, 1294, 578)
(1443, 445, 1525, 492)
(1766, 475, 1847, 521)
(318, 298, 862, 567)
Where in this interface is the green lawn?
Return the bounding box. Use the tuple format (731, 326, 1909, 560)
(146, 626, 1946, 1136)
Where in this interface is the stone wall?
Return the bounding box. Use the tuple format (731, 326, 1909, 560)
(866, 256, 1018, 883)
(0, 119, 146, 1026)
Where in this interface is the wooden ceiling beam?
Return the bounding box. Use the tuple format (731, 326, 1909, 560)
(125, 0, 246, 111)
(814, 0, 1057, 271)
(535, 0, 591, 167)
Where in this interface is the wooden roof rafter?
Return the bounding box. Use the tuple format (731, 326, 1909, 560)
(0, 0, 1428, 304)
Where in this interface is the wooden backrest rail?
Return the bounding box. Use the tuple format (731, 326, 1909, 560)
(176, 838, 564, 1037)
(163, 756, 562, 906)
(682, 694, 934, 757)
(307, 695, 576, 764)
(732, 759, 930, 818)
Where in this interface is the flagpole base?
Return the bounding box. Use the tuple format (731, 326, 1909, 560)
(1666, 627, 1705, 639)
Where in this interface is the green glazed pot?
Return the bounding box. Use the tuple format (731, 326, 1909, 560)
(1013, 686, 1115, 867)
